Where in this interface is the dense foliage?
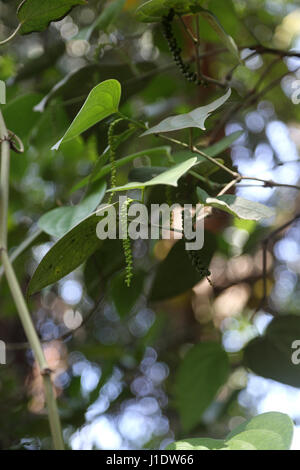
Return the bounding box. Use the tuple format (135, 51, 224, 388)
(0, 0, 300, 450)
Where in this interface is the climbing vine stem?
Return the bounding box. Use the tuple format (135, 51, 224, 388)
(0, 108, 64, 450)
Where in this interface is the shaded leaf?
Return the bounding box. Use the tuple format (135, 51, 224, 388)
(141, 89, 231, 136)
(203, 131, 244, 157)
(28, 213, 103, 296)
(150, 236, 216, 302)
(110, 270, 146, 317)
(2, 93, 42, 142)
(174, 342, 230, 432)
(136, 0, 206, 23)
(17, 0, 86, 35)
(38, 181, 107, 238)
(199, 9, 241, 61)
(244, 315, 300, 387)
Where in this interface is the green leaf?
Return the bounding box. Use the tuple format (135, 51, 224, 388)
(173, 151, 224, 177)
(17, 0, 86, 35)
(110, 270, 146, 317)
(197, 189, 275, 221)
(226, 412, 294, 450)
(150, 236, 216, 302)
(129, 166, 168, 182)
(141, 89, 231, 136)
(72, 146, 171, 192)
(76, 0, 125, 41)
(166, 438, 226, 450)
(136, 0, 206, 23)
(27, 213, 103, 296)
(203, 131, 244, 157)
(38, 181, 107, 238)
(168, 412, 293, 450)
(107, 157, 197, 191)
(244, 315, 300, 387)
(199, 9, 241, 62)
(174, 342, 230, 432)
(2, 93, 42, 142)
(52, 80, 121, 150)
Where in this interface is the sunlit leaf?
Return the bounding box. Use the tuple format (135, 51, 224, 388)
(72, 146, 171, 192)
(197, 188, 275, 221)
(167, 412, 293, 450)
(107, 157, 197, 191)
(226, 412, 294, 450)
(141, 89, 231, 136)
(17, 0, 86, 34)
(52, 80, 121, 149)
(166, 438, 225, 450)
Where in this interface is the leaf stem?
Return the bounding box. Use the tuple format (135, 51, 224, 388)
(0, 23, 22, 46)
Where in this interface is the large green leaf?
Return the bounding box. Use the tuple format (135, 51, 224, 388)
(76, 0, 125, 41)
(141, 89, 231, 136)
(136, 0, 206, 23)
(197, 188, 275, 221)
(174, 342, 230, 432)
(27, 213, 103, 296)
(244, 315, 300, 387)
(167, 412, 294, 450)
(38, 181, 107, 238)
(17, 0, 86, 34)
(227, 412, 294, 450)
(107, 157, 197, 191)
(150, 236, 216, 302)
(167, 438, 225, 450)
(52, 80, 121, 149)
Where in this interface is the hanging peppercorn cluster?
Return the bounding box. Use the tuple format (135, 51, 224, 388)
(120, 198, 134, 287)
(107, 118, 123, 204)
(161, 9, 204, 86)
(182, 207, 213, 286)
